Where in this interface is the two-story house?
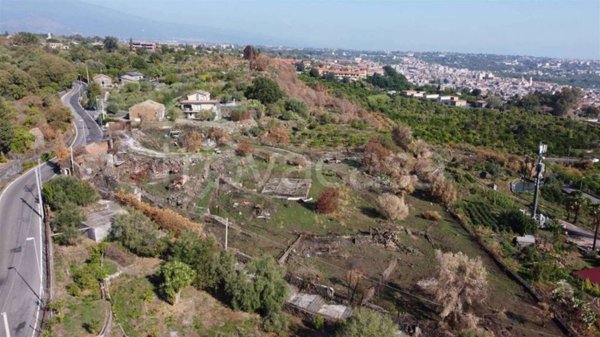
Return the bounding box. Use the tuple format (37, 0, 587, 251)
(179, 90, 219, 119)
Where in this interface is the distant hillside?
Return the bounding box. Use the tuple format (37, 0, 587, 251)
(0, 0, 272, 44)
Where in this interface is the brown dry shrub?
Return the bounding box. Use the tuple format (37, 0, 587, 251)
(115, 192, 202, 236)
(422, 210, 442, 221)
(184, 130, 203, 152)
(250, 54, 270, 71)
(414, 157, 436, 183)
(431, 175, 457, 205)
(392, 175, 417, 195)
(362, 136, 392, 175)
(209, 127, 231, 145)
(235, 141, 254, 156)
(411, 139, 431, 159)
(392, 124, 413, 151)
(54, 130, 69, 161)
(265, 124, 290, 144)
(376, 193, 409, 221)
(316, 187, 340, 214)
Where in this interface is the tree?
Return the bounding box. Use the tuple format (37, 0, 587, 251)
(86, 82, 101, 109)
(564, 192, 584, 224)
(103, 36, 119, 52)
(588, 203, 600, 251)
(52, 205, 85, 245)
(316, 187, 340, 214)
(336, 308, 396, 337)
(0, 99, 15, 155)
(110, 210, 167, 257)
(8, 127, 34, 154)
(228, 256, 288, 317)
(159, 260, 196, 305)
(418, 250, 487, 330)
(376, 193, 409, 221)
(367, 65, 410, 91)
(245, 77, 283, 105)
(169, 231, 221, 289)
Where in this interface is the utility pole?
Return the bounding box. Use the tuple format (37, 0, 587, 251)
(224, 218, 229, 251)
(85, 64, 90, 84)
(531, 143, 547, 219)
(70, 146, 74, 175)
(1, 312, 10, 337)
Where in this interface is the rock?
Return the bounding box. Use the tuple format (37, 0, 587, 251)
(29, 128, 45, 150)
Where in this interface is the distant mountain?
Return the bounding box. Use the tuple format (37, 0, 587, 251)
(0, 0, 277, 44)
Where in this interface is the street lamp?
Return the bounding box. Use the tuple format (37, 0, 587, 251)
(1, 312, 10, 337)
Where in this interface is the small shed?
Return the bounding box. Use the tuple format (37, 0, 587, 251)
(93, 74, 113, 88)
(514, 235, 536, 247)
(82, 200, 125, 242)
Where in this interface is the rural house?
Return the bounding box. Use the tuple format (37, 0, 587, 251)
(93, 74, 113, 88)
(179, 90, 219, 119)
(121, 71, 145, 83)
(128, 100, 165, 123)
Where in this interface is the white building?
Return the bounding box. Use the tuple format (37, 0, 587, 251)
(179, 90, 219, 119)
(93, 74, 113, 89)
(120, 72, 144, 83)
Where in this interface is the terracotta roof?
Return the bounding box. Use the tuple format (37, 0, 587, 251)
(575, 266, 600, 285)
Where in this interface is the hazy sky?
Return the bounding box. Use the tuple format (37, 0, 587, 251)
(82, 0, 600, 59)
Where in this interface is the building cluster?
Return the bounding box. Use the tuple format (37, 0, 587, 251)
(392, 56, 600, 106)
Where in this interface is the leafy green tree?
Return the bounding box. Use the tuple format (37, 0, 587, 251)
(0, 99, 15, 155)
(42, 176, 98, 210)
(86, 82, 101, 109)
(103, 36, 119, 52)
(228, 256, 288, 317)
(169, 231, 221, 289)
(52, 205, 85, 245)
(111, 210, 167, 257)
(159, 260, 196, 305)
(336, 309, 396, 337)
(244, 77, 283, 104)
(284, 98, 308, 117)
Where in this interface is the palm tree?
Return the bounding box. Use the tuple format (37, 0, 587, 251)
(565, 192, 584, 224)
(588, 203, 600, 251)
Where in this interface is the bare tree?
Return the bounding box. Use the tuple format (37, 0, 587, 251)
(391, 124, 413, 151)
(418, 250, 488, 330)
(376, 193, 409, 221)
(431, 174, 457, 205)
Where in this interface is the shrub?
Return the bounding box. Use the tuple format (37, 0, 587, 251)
(430, 174, 457, 205)
(497, 209, 537, 235)
(43, 176, 98, 210)
(336, 308, 396, 337)
(230, 109, 252, 122)
(376, 193, 409, 221)
(422, 210, 442, 221)
(110, 210, 167, 257)
(316, 187, 340, 214)
(391, 124, 412, 151)
(169, 231, 221, 289)
(236, 141, 254, 156)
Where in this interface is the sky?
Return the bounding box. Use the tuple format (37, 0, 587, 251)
(82, 0, 600, 59)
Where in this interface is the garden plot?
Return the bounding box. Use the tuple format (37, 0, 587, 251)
(261, 177, 312, 200)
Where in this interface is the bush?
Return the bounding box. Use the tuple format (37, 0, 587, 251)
(9, 127, 34, 153)
(169, 231, 221, 289)
(316, 187, 340, 214)
(283, 98, 308, 117)
(236, 141, 254, 156)
(336, 308, 396, 337)
(422, 210, 442, 221)
(497, 209, 537, 235)
(376, 193, 409, 221)
(43, 176, 98, 210)
(110, 210, 167, 257)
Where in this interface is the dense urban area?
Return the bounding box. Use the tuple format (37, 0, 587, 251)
(0, 32, 599, 337)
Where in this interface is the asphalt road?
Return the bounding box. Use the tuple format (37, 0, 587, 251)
(0, 82, 101, 337)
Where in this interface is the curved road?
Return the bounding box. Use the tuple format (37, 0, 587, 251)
(0, 82, 102, 337)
